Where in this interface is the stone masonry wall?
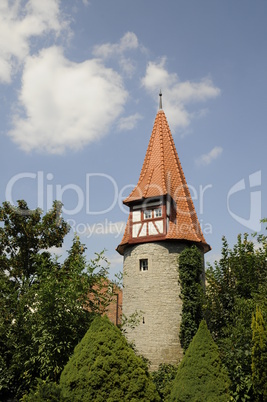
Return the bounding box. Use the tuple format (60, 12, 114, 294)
(123, 241, 187, 371)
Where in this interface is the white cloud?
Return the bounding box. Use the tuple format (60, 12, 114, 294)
(93, 32, 140, 77)
(8, 46, 128, 153)
(119, 57, 136, 78)
(93, 32, 139, 59)
(141, 58, 220, 131)
(196, 146, 223, 166)
(117, 113, 143, 131)
(142, 57, 177, 90)
(0, 0, 65, 83)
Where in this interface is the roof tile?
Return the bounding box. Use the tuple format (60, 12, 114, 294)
(117, 110, 210, 254)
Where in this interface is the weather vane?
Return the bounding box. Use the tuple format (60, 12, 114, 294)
(159, 90, 163, 110)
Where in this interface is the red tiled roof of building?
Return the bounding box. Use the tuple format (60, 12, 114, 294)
(117, 109, 210, 254)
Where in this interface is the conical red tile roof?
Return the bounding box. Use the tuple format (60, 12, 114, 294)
(117, 109, 210, 254)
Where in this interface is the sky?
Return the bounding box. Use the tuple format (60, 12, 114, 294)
(0, 0, 266, 277)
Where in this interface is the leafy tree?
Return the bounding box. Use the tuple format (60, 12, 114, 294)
(251, 306, 267, 401)
(170, 320, 230, 402)
(205, 234, 265, 336)
(151, 363, 178, 402)
(0, 200, 69, 277)
(0, 201, 110, 401)
(178, 245, 204, 351)
(205, 231, 267, 400)
(60, 315, 161, 402)
(216, 297, 254, 400)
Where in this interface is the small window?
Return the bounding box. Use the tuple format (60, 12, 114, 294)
(154, 208, 162, 218)
(144, 210, 152, 219)
(140, 259, 148, 271)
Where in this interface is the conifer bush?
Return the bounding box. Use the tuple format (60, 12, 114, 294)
(60, 316, 160, 401)
(170, 320, 230, 402)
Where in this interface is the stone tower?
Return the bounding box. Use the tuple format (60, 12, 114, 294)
(117, 95, 210, 371)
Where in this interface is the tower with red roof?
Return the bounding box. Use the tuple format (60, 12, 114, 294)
(117, 94, 210, 370)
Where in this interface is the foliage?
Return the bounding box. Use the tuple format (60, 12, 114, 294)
(205, 234, 266, 337)
(217, 298, 254, 401)
(170, 320, 230, 402)
(121, 309, 145, 331)
(205, 232, 267, 401)
(0, 201, 110, 401)
(178, 245, 204, 351)
(251, 306, 267, 401)
(151, 363, 178, 402)
(20, 379, 62, 402)
(60, 315, 161, 402)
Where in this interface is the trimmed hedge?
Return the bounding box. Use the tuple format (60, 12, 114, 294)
(60, 316, 160, 401)
(170, 320, 230, 402)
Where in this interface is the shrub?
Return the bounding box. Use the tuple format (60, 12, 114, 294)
(20, 379, 62, 402)
(170, 320, 230, 402)
(152, 363, 178, 401)
(60, 316, 160, 401)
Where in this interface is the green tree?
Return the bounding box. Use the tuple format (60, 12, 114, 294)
(251, 306, 267, 401)
(170, 320, 230, 402)
(60, 316, 160, 402)
(205, 232, 267, 400)
(151, 364, 178, 402)
(216, 297, 254, 401)
(178, 245, 204, 351)
(0, 201, 110, 401)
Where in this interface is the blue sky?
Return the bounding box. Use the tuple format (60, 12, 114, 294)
(0, 0, 266, 276)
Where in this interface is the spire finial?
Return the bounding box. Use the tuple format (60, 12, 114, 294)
(159, 90, 163, 110)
